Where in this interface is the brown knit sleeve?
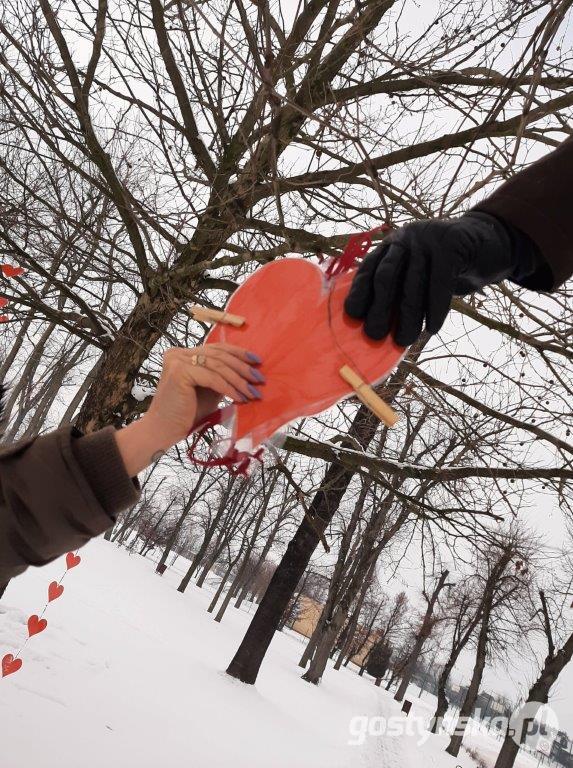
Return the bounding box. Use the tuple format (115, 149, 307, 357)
(0, 426, 140, 583)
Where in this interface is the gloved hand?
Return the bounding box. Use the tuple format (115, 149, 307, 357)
(344, 212, 539, 347)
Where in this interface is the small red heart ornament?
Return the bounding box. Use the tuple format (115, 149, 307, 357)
(66, 552, 81, 570)
(48, 581, 64, 602)
(0, 265, 25, 278)
(2, 653, 22, 677)
(27, 615, 47, 637)
(0, 315, 8, 323)
(0, 298, 8, 308)
(207, 259, 405, 448)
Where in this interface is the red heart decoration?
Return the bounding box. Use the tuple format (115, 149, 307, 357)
(48, 581, 64, 602)
(66, 552, 81, 570)
(0, 298, 8, 308)
(0, 315, 8, 323)
(27, 615, 47, 638)
(208, 259, 405, 448)
(2, 653, 22, 677)
(1, 265, 24, 278)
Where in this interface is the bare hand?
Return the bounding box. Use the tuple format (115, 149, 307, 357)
(115, 343, 264, 476)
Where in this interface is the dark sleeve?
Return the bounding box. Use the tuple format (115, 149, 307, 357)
(0, 425, 140, 584)
(473, 137, 573, 290)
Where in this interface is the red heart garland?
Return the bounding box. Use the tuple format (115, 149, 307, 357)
(48, 581, 64, 602)
(1, 654, 22, 677)
(3, 555, 76, 681)
(66, 552, 81, 569)
(0, 265, 25, 278)
(27, 615, 47, 638)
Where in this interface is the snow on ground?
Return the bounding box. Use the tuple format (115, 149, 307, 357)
(0, 539, 536, 768)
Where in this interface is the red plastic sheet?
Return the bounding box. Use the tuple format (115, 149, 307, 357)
(205, 258, 405, 455)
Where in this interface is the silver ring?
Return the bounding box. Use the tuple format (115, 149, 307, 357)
(190, 353, 207, 366)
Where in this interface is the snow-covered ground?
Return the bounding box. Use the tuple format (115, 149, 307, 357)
(0, 540, 541, 768)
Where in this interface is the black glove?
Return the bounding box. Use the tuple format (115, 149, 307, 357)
(344, 212, 542, 347)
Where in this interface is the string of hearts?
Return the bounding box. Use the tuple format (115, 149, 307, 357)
(0, 263, 26, 322)
(1, 551, 81, 679)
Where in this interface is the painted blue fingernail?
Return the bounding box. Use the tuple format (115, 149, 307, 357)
(247, 384, 263, 399)
(247, 352, 262, 364)
(250, 367, 266, 383)
(238, 393, 249, 403)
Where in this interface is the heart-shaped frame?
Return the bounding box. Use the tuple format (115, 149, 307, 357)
(206, 258, 405, 450)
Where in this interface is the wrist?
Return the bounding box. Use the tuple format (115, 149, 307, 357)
(454, 212, 514, 294)
(114, 415, 180, 476)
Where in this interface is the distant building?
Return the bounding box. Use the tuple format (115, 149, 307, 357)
(551, 731, 573, 768)
(446, 682, 468, 709)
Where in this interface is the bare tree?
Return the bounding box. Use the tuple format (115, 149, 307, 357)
(494, 546, 573, 768)
(446, 527, 534, 757)
(428, 581, 484, 733)
(394, 570, 451, 702)
(0, 1, 570, 693)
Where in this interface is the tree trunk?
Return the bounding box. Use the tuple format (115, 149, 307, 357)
(214, 542, 253, 622)
(177, 500, 229, 593)
(394, 570, 450, 703)
(302, 610, 347, 684)
(59, 358, 103, 426)
(76, 293, 180, 433)
(334, 578, 373, 671)
(428, 611, 482, 734)
(177, 547, 207, 593)
(301, 426, 418, 686)
(299, 480, 372, 668)
(299, 598, 329, 667)
(344, 599, 384, 670)
(493, 630, 573, 768)
(208, 542, 246, 615)
(446, 605, 491, 757)
(196, 547, 220, 587)
(219, 475, 275, 615)
(278, 570, 309, 632)
(386, 672, 397, 690)
(138, 499, 175, 555)
(226, 461, 365, 683)
(234, 523, 279, 609)
(113, 473, 165, 544)
(334, 612, 358, 670)
(226, 350, 422, 684)
(301, 551, 385, 684)
(156, 493, 195, 574)
(429, 659, 456, 734)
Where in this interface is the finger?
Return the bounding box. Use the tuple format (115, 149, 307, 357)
(426, 248, 457, 336)
(205, 355, 263, 399)
(344, 244, 387, 319)
(206, 343, 263, 365)
(201, 347, 266, 385)
(187, 366, 246, 403)
(181, 348, 263, 400)
(393, 241, 428, 347)
(363, 243, 408, 340)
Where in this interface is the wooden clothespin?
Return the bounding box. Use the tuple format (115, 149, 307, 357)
(339, 365, 398, 428)
(190, 305, 246, 328)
